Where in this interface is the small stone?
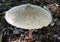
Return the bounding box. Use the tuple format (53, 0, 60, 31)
(57, 37, 60, 40)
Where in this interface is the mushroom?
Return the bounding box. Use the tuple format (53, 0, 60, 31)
(5, 4, 52, 42)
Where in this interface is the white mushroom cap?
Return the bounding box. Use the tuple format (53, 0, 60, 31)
(5, 4, 52, 29)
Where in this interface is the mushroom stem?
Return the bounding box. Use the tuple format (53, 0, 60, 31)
(29, 29, 32, 42)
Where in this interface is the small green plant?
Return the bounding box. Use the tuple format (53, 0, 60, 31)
(3, 2, 12, 6)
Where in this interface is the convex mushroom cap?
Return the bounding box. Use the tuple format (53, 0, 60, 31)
(5, 4, 52, 29)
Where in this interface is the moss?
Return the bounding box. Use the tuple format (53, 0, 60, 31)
(0, 39, 2, 42)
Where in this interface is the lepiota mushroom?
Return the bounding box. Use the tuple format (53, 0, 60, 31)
(5, 4, 52, 42)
